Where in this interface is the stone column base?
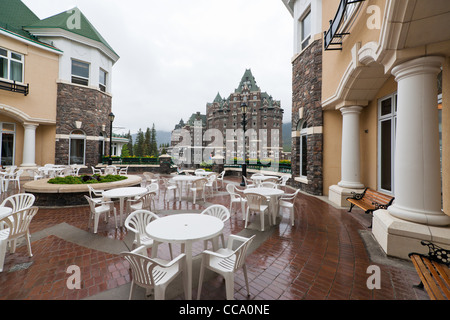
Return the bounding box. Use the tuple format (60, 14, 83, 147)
(328, 184, 365, 207)
(372, 209, 450, 260)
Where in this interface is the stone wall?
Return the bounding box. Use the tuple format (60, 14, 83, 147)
(55, 82, 112, 168)
(290, 39, 323, 195)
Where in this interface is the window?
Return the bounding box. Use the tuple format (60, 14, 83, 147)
(0, 48, 24, 82)
(301, 10, 311, 50)
(69, 130, 86, 165)
(71, 60, 89, 86)
(378, 94, 397, 194)
(0, 123, 15, 166)
(299, 121, 308, 177)
(99, 69, 107, 92)
(98, 132, 105, 163)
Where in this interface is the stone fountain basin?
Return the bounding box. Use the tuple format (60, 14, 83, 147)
(23, 175, 143, 207)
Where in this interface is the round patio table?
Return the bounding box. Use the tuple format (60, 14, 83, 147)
(102, 187, 147, 226)
(243, 187, 284, 225)
(145, 213, 224, 300)
(171, 175, 202, 201)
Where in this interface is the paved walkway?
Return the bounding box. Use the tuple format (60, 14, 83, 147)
(0, 174, 429, 301)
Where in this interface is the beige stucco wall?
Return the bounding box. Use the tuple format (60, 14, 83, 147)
(443, 57, 449, 216)
(322, 109, 341, 194)
(322, 75, 398, 196)
(0, 34, 59, 165)
(321, 0, 384, 103)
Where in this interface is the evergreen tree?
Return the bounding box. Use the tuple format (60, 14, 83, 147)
(121, 144, 130, 157)
(144, 127, 151, 156)
(126, 130, 133, 156)
(150, 123, 158, 156)
(134, 128, 144, 156)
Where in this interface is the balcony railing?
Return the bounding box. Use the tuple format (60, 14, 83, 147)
(323, 0, 365, 51)
(0, 79, 29, 96)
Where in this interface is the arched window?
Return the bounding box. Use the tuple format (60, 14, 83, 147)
(297, 120, 308, 178)
(69, 129, 86, 165)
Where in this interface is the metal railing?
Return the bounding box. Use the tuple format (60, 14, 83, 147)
(323, 0, 365, 51)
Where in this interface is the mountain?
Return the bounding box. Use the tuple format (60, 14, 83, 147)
(283, 122, 291, 152)
(156, 130, 172, 146)
(131, 130, 172, 146)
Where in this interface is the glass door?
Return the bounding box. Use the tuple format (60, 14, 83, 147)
(0, 123, 15, 166)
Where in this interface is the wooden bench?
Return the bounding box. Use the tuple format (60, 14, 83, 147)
(346, 188, 394, 227)
(408, 241, 450, 300)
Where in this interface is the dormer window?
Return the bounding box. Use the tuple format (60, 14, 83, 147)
(71, 59, 89, 86)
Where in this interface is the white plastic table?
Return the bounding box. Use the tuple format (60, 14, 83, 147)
(102, 187, 147, 226)
(244, 187, 284, 225)
(145, 213, 224, 300)
(171, 175, 202, 201)
(195, 171, 213, 177)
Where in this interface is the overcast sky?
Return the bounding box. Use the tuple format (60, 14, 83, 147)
(23, 0, 293, 134)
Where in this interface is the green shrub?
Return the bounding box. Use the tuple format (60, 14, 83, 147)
(48, 174, 127, 184)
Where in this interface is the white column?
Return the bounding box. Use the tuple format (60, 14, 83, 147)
(338, 106, 364, 189)
(21, 123, 37, 167)
(389, 56, 450, 226)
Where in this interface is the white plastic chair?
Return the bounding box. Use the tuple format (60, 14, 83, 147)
(3, 169, 23, 191)
(0, 206, 39, 272)
(197, 234, 255, 300)
(71, 165, 81, 176)
(189, 178, 207, 204)
(88, 185, 104, 204)
(201, 205, 230, 249)
(104, 165, 117, 175)
(217, 171, 225, 188)
(26, 169, 44, 181)
(121, 246, 186, 300)
(278, 189, 300, 226)
(124, 209, 173, 258)
(0, 193, 35, 212)
(260, 181, 278, 189)
(143, 172, 158, 184)
(194, 168, 206, 175)
(244, 193, 269, 231)
(58, 166, 73, 177)
(127, 192, 153, 214)
(278, 175, 290, 187)
(118, 166, 129, 175)
(162, 178, 178, 202)
(242, 176, 255, 188)
(84, 195, 117, 233)
(145, 183, 159, 210)
(226, 184, 247, 220)
(91, 166, 102, 175)
(205, 174, 216, 197)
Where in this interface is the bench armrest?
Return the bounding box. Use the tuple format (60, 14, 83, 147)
(347, 187, 368, 200)
(372, 201, 388, 210)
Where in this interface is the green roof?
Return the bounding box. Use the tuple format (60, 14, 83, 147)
(0, 0, 40, 39)
(235, 69, 260, 93)
(25, 7, 118, 57)
(186, 113, 206, 127)
(213, 92, 222, 103)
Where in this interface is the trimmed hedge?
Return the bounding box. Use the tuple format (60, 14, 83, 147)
(48, 174, 127, 184)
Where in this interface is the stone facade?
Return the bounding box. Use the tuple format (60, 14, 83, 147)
(291, 39, 323, 195)
(206, 69, 284, 161)
(55, 82, 112, 168)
